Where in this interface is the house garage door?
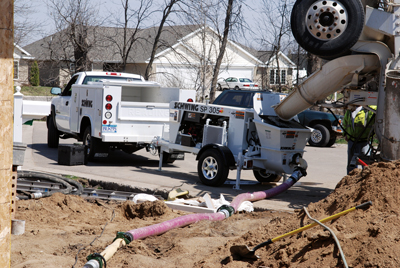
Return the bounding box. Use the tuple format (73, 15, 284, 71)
(218, 68, 254, 80)
(156, 65, 198, 90)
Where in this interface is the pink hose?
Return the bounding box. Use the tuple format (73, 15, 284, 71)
(230, 177, 296, 211)
(126, 175, 299, 241)
(127, 212, 226, 240)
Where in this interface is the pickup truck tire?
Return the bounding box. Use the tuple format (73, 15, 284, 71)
(291, 0, 364, 60)
(326, 136, 337, 147)
(309, 124, 330, 147)
(197, 149, 229, 186)
(47, 115, 59, 148)
(253, 169, 282, 183)
(83, 125, 100, 161)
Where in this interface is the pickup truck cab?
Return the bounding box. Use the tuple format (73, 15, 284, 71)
(213, 90, 342, 147)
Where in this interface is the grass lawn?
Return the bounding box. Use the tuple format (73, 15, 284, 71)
(15, 86, 53, 96)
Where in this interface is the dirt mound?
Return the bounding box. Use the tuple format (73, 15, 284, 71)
(12, 161, 400, 268)
(118, 200, 171, 220)
(198, 161, 400, 267)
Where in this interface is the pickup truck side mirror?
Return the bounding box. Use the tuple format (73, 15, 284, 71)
(50, 87, 62, 95)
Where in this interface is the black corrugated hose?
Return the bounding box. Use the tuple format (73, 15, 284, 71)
(17, 170, 84, 199)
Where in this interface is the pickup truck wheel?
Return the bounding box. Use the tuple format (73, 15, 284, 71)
(83, 126, 99, 161)
(253, 169, 282, 183)
(326, 136, 337, 147)
(197, 149, 228, 186)
(309, 124, 330, 147)
(47, 115, 59, 148)
(291, 0, 364, 60)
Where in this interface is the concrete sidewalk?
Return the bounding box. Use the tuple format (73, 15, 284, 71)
(21, 121, 348, 212)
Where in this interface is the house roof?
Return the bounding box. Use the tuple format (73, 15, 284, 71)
(23, 25, 209, 63)
(14, 43, 34, 60)
(24, 24, 272, 66)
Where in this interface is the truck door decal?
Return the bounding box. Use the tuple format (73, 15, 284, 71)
(81, 99, 93, 108)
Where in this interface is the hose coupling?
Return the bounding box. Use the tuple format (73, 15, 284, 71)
(30, 192, 43, 199)
(113, 231, 133, 245)
(289, 167, 307, 183)
(217, 205, 235, 218)
(86, 253, 106, 268)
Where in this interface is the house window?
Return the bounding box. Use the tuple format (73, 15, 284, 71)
(281, 70, 286, 84)
(269, 70, 275, 84)
(270, 69, 287, 85)
(14, 60, 19, 80)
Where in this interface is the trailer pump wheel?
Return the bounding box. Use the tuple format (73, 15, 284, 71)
(253, 169, 282, 183)
(291, 0, 364, 60)
(197, 149, 229, 186)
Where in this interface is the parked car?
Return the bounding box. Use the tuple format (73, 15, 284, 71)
(217, 77, 259, 91)
(213, 90, 343, 147)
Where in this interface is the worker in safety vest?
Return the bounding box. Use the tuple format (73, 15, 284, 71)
(342, 105, 376, 174)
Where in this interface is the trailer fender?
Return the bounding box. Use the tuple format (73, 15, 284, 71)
(196, 144, 236, 169)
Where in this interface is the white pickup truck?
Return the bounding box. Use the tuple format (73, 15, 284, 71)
(47, 71, 195, 161)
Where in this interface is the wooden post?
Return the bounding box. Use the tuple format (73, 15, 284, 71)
(0, 0, 14, 267)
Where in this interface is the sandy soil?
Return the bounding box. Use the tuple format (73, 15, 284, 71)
(11, 161, 400, 268)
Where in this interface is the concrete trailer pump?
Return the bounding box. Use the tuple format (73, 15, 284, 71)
(155, 0, 400, 187)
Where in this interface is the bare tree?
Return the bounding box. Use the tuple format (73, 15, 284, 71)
(14, 0, 42, 46)
(167, 0, 245, 102)
(256, 0, 293, 92)
(209, 0, 234, 102)
(47, 0, 101, 73)
(144, 0, 182, 80)
(105, 0, 154, 72)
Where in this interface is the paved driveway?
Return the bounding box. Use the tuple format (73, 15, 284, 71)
(21, 121, 348, 212)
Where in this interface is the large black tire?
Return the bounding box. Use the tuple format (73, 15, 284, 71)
(83, 125, 100, 161)
(47, 115, 59, 148)
(291, 0, 364, 60)
(253, 169, 282, 183)
(197, 149, 229, 186)
(309, 124, 330, 147)
(326, 136, 337, 147)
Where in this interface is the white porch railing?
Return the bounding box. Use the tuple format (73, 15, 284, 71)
(14, 86, 51, 143)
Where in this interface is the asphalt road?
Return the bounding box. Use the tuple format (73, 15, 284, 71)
(21, 121, 348, 212)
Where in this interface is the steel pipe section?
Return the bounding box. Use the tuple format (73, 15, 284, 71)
(274, 54, 380, 120)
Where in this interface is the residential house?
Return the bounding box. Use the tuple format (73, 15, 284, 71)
(254, 50, 297, 91)
(13, 44, 35, 86)
(23, 25, 263, 99)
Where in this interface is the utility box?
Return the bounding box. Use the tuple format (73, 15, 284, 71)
(58, 144, 86, 166)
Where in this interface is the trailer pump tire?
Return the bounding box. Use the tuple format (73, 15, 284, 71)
(253, 169, 282, 183)
(291, 0, 364, 60)
(47, 115, 59, 148)
(197, 149, 229, 186)
(83, 125, 100, 161)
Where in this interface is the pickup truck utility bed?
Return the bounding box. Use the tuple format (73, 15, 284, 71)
(47, 72, 195, 161)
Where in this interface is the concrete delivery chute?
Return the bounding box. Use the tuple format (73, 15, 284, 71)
(155, 92, 312, 187)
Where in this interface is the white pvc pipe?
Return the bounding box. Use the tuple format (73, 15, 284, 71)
(274, 54, 380, 120)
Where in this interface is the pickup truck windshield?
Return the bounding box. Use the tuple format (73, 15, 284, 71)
(83, 76, 142, 84)
(213, 91, 254, 108)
